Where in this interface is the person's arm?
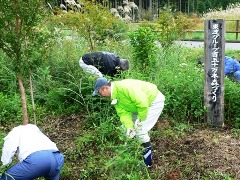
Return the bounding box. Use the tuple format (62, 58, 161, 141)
(1, 128, 19, 165)
(79, 58, 103, 77)
(115, 106, 134, 130)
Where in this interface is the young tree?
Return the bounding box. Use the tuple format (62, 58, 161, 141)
(0, 0, 48, 125)
(51, 0, 124, 51)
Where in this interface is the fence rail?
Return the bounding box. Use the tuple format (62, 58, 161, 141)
(182, 20, 240, 41)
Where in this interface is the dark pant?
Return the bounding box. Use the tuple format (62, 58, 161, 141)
(0, 150, 64, 180)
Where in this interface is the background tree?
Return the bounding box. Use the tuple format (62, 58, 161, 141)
(48, 0, 240, 19)
(51, 0, 126, 52)
(0, 0, 50, 125)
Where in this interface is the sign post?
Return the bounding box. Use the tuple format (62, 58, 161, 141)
(204, 19, 225, 127)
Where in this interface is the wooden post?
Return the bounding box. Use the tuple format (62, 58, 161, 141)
(236, 20, 239, 40)
(204, 19, 225, 127)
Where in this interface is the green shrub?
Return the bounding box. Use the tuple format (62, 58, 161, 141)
(32, 38, 88, 115)
(50, 0, 128, 51)
(0, 93, 22, 124)
(224, 78, 240, 128)
(153, 46, 205, 123)
(154, 7, 195, 47)
(0, 51, 18, 94)
(129, 26, 158, 74)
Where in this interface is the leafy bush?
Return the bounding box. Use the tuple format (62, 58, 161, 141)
(31, 38, 87, 115)
(224, 78, 240, 128)
(0, 51, 18, 94)
(0, 93, 22, 124)
(50, 0, 128, 51)
(154, 46, 205, 123)
(154, 7, 195, 47)
(129, 26, 158, 74)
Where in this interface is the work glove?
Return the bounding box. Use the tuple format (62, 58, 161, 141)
(134, 119, 142, 131)
(120, 124, 127, 134)
(126, 128, 136, 138)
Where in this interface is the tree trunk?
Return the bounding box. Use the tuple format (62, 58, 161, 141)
(29, 74, 36, 124)
(149, 0, 152, 20)
(139, 0, 142, 19)
(179, 0, 181, 11)
(18, 73, 29, 125)
(14, 3, 29, 125)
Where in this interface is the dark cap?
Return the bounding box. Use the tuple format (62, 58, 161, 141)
(92, 77, 109, 96)
(119, 59, 130, 70)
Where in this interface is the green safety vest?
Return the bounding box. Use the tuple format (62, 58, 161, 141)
(111, 79, 159, 129)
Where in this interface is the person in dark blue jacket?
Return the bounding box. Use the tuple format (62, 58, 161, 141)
(79, 51, 130, 77)
(224, 56, 240, 82)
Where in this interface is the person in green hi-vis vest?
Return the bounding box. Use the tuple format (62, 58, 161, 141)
(92, 77, 165, 168)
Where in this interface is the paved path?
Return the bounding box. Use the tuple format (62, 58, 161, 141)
(174, 40, 240, 50)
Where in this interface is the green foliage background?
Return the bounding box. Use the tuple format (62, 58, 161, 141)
(0, 1, 240, 179)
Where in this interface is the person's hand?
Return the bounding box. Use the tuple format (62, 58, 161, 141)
(126, 128, 136, 138)
(134, 119, 142, 131)
(120, 124, 126, 134)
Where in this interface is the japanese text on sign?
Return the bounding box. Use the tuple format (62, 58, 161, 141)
(211, 23, 220, 102)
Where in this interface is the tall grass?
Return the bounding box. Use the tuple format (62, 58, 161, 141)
(201, 2, 240, 39)
(202, 3, 240, 20)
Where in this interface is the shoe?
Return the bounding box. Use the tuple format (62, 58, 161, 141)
(143, 146, 152, 167)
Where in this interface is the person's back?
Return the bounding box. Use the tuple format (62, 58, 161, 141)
(225, 56, 240, 82)
(17, 124, 58, 162)
(80, 51, 130, 77)
(225, 56, 238, 74)
(1, 124, 64, 180)
(82, 52, 120, 76)
(113, 79, 160, 106)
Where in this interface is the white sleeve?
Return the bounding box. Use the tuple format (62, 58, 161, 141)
(79, 58, 103, 77)
(1, 128, 19, 165)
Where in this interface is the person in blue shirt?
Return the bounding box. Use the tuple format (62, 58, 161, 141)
(224, 56, 240, 82)
(198, 56, 240, 83)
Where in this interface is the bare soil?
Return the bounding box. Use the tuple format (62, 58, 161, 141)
(42, 115, 240, 180)
(152, 120, 240, 180)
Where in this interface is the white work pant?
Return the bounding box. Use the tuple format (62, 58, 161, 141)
(79, 57, 103, 77)
(133, 91, 165, 143)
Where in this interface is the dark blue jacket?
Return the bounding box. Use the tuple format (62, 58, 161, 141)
(82, 52, 120, 77)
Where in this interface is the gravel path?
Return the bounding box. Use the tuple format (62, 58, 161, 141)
(175, 40, 240, 50)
